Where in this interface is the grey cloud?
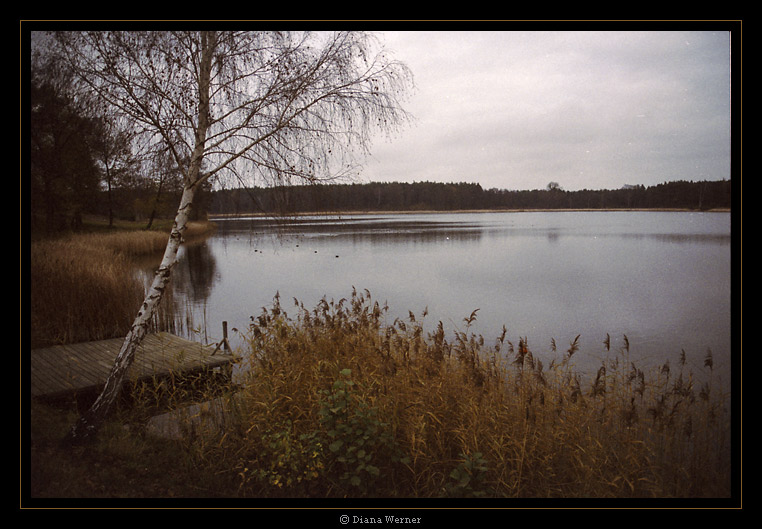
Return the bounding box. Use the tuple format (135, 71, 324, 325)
(364, 30, 731, 191)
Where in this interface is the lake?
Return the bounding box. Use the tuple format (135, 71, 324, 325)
(167, 210, 733, 384)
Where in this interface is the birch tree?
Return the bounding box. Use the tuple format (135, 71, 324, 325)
(49, 30, 414, 444)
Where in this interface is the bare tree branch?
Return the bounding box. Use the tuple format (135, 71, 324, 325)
(45, 29, 414, 444)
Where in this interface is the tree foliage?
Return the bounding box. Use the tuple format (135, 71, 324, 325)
(208, 179, 732, 215)
(31, 67, 103, 232)
(51, 31, 414, 190)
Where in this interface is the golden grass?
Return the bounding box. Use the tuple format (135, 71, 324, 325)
(183, 289, 731, 499)
(30, 237, 145, 347)
(29, 221, 216, 348)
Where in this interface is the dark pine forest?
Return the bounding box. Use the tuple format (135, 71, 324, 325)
(208, 179, 731, 217)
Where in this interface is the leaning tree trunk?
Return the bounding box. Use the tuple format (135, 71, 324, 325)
(63, 185, 197, 444)
(63, 31, 216, 445)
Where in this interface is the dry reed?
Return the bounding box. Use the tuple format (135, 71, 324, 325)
(30, 237, 146, 347)
(183, 289, 731, 499)
(29, 222, 215, 348)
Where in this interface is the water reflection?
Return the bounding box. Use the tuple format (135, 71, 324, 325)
(214, 215, 487, 246)
(173, 242, 219, 305)
(620, 232, 731, 245)
(211, 211, 730, 246)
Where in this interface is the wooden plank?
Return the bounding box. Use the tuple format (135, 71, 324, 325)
(59, 344, 109, 385)
(30, 342, 109, 399)
(31, 345, 99, 395)
(30, 333, 235, 400)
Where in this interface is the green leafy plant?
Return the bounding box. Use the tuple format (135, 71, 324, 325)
(444, 452, 490, 498)
(317, 368, 407, 493)
(238, 420, 325, 493)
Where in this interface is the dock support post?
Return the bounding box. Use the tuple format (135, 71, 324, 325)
(212, 321, 232, 356)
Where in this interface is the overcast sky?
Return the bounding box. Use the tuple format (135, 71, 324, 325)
(360, 29, 732, 191)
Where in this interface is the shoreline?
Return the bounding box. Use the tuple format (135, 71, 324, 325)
(209, 207, 731, 219)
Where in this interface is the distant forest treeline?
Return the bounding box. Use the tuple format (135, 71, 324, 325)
(208, 179, 731, 216)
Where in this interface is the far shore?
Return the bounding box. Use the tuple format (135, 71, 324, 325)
(209, 207, 731, 219)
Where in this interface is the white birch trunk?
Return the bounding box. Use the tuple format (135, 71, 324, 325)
(65, 185, 197, 442)
(64, 32, 216, 444)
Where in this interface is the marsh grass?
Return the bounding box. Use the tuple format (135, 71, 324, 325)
(29, 221, 215, 348)
(175, 289, 731, 499)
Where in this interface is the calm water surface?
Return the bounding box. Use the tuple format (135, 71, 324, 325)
(169, 211, 733, 382)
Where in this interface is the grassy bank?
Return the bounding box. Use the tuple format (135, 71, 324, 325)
(29, 220, 216, 348)
(29, 290, 731, 501)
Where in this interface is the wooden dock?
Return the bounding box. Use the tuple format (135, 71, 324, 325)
(30, 332, 236, 402)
